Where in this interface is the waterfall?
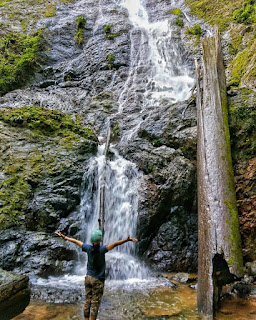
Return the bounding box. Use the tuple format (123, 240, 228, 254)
(27, 0, 195, 288)
(112, 0, 194, 145)
(118, 0, 194, 113)
(74, 0, 194, 280)
(77, 142, 148, 280)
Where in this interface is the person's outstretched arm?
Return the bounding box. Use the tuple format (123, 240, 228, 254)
(55, 232, 83, 247)
(106, 236, 138, 251)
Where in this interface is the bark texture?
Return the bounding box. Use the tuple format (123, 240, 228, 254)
(196, 27, 244, 319)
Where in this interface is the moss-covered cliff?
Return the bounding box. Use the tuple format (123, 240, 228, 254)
(0, 106, 97, 230)
(0, 0, 77, 96)
(186, 0, 256, 89)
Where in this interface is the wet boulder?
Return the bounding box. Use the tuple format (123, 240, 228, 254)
(0, 229, 79, 277)
(245, 261, 256, 277)
(117, 99, 198, 272)
(0, 268, 30, 320)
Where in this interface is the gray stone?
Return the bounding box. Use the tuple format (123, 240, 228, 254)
(0, 268, 30, 320)
(0, 229, 79, 277)
(172, 273, 189, 283)
(250, 261, 256, 276)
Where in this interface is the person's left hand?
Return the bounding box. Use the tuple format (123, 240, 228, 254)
(55, 232, 66, 240)
(127, 235, 138, 242)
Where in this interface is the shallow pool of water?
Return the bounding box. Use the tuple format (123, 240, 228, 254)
(13, 275, 256, 320)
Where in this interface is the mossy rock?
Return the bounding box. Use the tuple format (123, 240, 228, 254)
(0, 29, 46, 96)
(0, 106, 98, 229)
(44, 3, 56, 17)
(0, 106, 97, 141)
(170, 8, 183, 17)
(185, 0, 247, 31)
(229, 40, 256, 88)
(103, 24, 120, 40)
(185, 1, 256, 88)
(74, 15, 87, 46)
(228, 88, 256, 161)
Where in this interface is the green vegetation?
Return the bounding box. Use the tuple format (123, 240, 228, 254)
(186, 0, 255, 30)
(225, 200, 244, 275)
(103, 24, 120, 40)
(0, 29, 45, 96)
(228, 28, 243, 56)
(229, 89, 256, 161)
(107, 53, 115, 70)
(148, 164, 155, 174)
(44, 3, 56, 17)
(186, 24, 202, 36)
(185, 0, 245, 31)
(230, 40, 256, 87)
(74, 15, 87, 46)
(0, 106, 97, 141)
(170, 8, 185, 29)
(20, 19, 29, 32)
(112, 123, 120, 137)
(0, 106, 97, 228)
(185, 0, 256, 87)
(0, 0, 12, 6)
(170, 8, 182, 17)
(233, 0, 256, 24)
(60, 0, 75, 3)
(152, 138, 160, 146)
(175, 18, 184, 27)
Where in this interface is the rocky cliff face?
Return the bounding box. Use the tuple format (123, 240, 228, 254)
(0, 0, 199, 274)
(229, 88, 256, 263)
(0, 106, 97, 276)
(119, 98, 198, 271)
(0, 0, 255, 277)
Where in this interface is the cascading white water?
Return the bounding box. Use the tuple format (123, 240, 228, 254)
(31, 0, 196, 293)
(64, 0, 194, 281)
(78, 142, 148, 280)
(118, 0, 194, 113)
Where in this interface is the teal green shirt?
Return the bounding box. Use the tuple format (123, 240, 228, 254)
(82, 244, 108, 281)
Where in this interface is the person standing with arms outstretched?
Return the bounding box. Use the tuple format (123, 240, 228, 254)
(56, 230, 138, 320)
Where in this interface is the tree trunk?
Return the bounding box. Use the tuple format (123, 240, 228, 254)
(196, 26, 244, 319)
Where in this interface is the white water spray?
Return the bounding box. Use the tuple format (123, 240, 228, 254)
(30, 0, 196, 291)
(118, 0, 194, 113)
(78, 143, 148, 280)
(77, 0, 194, 280)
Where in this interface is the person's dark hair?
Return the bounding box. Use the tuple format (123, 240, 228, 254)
(91, 243, 100, 269)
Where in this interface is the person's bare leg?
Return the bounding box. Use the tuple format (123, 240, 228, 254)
(84, 318, 89, 320)
(90, 316, 97, 320)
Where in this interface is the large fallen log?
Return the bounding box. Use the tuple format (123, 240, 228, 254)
(196, 26, 244, 319)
